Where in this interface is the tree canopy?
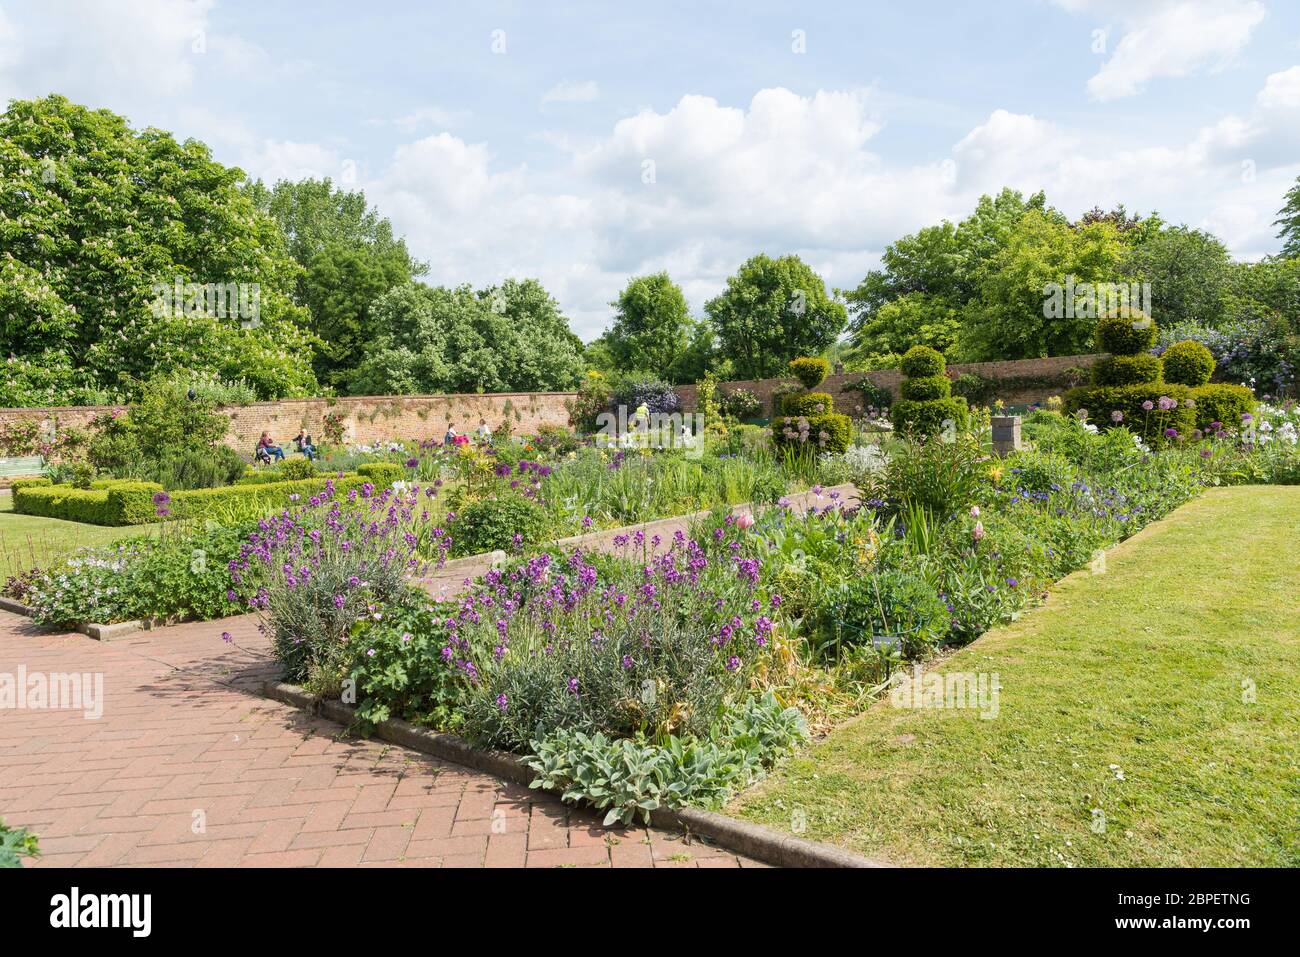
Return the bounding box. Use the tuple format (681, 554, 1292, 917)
(0, 95, 318, 405)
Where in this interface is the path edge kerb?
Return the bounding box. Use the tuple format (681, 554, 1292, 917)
(261, 679, 885, 870)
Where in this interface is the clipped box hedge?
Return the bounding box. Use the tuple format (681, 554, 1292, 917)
(13, 468, 403, 527)
(780, 391, 834, 417)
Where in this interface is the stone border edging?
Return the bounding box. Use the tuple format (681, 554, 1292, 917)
(0, 595, 164, 641)
(261, 679, 884, 870)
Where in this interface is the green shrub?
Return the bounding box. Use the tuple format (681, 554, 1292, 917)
(451, 495, 550, 557)
(780, 391, 834, 417)
(1189, 383, 1256, 430)
(356, 462, 402, 487)
(891, 397, 969, 438)
(844, 377, 893, 410)
(10, 477, 51, 492)
(14, 480, 163, 525)
(719, 388, 763, 421)
(899, 345, 945, 378)
(788, 356, 830, 390)
(107, 482, 167, 524)
(771, 412, 852, 454)
(276, 457, 319, 481)
(1092, 354, 1163, 387)
(883, 434, 985, 518)
(898, 375, 952, 401)
(1097, 313, 1156, 355)
(815, 569, 949, 660)
(1005, 451, 1078, 493)
(1162, 340, 1216, 387)
(949, 372, 995, 406)
(1063, 384, 1196, 443)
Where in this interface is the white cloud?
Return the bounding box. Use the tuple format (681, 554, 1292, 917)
(0, 0, 215, 103)
(541, 79, 599, 104)
(1057, 0, 1266, 101)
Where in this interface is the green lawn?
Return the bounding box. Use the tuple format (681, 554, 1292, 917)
(733, 486, 1300, 867)
(0, 489, 164, 581)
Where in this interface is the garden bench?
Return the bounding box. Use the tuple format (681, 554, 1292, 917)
(0, 455, 44, 479)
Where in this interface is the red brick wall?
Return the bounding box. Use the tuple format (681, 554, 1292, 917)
(676, 354, 1101, 415)
(0, 392, 577, 454)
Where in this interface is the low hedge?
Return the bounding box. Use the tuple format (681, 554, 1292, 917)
(1092, 354, 1163, 387)
(1189, 383, 1256, 431)
(356, 462, 403, 486)
(14, 471, 383, 526)
(780, 391, 834, 417)
(771, 413, 853, 454)
(898, 375, 952, 402)
(891, 397, 969, 438)
(1063, 384, 1196, 444)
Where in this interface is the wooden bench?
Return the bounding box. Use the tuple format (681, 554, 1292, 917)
(0, 455, 44, 479)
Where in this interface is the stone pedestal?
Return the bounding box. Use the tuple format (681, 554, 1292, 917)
(991, 415, 1022, 456)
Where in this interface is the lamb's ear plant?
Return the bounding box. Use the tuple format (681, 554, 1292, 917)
(0, 819, 39, 868)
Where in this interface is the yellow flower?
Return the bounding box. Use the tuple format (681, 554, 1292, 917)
(988, 464, 1004, 484)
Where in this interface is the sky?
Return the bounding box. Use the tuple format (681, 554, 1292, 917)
(2, 0, 1299, 339)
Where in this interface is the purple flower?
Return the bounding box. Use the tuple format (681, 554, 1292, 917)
(496, 693, 509, 713)
(1110, 410, 1123, 423)
(152, 491, 170, 505)
(220, 631, 232, 643)
(1141, 400, 1154, 411)
(566, 677, 579, 695)
(405, 457, 419, 468)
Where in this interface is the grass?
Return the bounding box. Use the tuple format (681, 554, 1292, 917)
(732, 485, 1300, 866)
(0, 489, 165, 581)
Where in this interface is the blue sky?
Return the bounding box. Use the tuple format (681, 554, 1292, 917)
(2, 0, 1298, 338)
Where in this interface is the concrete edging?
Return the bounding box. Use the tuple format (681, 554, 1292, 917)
(261, 679, 883, 870)
(0, 595, 163, 642)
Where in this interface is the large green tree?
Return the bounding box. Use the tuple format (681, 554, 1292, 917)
(245, 177, 426, 389)
(1276, 175, 1300, 259)
(1119, 225, 1232, 329)
(705, 254, 845, 379)
(605, 272, 691, 380)
(0, 95, 317, 405)
(349, 279, 584, 395)
(956, 210, 1124, 360)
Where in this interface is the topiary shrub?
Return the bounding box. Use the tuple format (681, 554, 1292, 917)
(1092, 354, 1163, 387)
(891, 397, 969, 438)
(898, 376, 952, 402)
(1162, 340, 1216, 387)
(780, 391, 834, 417)
(788, 357, 830, 390)
(1097, 313, 1157, 355)
(451, 495, 550, 557)
(891, 347, 968, 438)
(1188, 383, 1255, 431)
(1063, 385, 1196, 442)
(899, 346, 946, 379)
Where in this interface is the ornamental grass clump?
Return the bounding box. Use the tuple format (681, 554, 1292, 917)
(233, 479, 451, 690)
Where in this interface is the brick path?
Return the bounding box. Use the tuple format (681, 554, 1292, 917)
(0, 611, 765, 867)
(0, 488, 858, 868)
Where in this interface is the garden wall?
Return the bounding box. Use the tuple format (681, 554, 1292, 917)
(0, 391, 576, 455)
(676, 354, 1103, 416)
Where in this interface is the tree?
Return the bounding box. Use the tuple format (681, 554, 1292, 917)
(849, 292, 961, 364)
(705, 254, 845, 379)
(1119, 225, 1232, 329)
(605, 272, 691, 380)
(1276, 175, 1300, 259)
(246, 177, 427, 389)
(0, 95, 318, 405)
(349, 279, 584, 396)
(956, 211, 1124, 360)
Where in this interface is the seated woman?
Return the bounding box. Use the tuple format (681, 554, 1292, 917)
(293, 431, 318, 461)
(257, 431, 286, 462)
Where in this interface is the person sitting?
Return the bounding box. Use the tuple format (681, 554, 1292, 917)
(257, 431, 285, 463)
(444, 423, 459, 446)
(293, 430, 318, 461)
(475, 418, 493, 444)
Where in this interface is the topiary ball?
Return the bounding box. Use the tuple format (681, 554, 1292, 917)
(899, 345, 946, 378)
(898, 375, 952, 401)
(1097, 313, 1157, 356)
(1161, 340, 1216, 387)
(788, 356, 831, 390)
(1091, 353, 1163, 387)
